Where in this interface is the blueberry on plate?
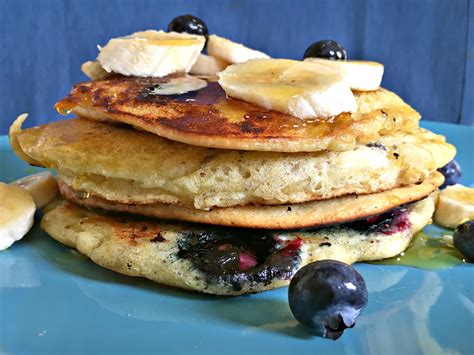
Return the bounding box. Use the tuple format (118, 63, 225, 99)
(167, 14, 209, 42)
(453, 220, 474, 262)
(438, 159, 462, 189)
(288, 260, 368, 340)
(303, 40, 347, 60)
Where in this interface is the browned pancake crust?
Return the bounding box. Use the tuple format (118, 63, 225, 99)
(58, 172, 443, 229)
(56, 75, 421, 152)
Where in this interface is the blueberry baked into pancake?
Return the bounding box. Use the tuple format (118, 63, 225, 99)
(9, 15, 458, 295)
(40, 197, 435, 295)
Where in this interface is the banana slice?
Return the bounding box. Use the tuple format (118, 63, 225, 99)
(190, 54, 230, 76)
(146, 74, 207, 95)
(305, 58, 384, 91)
(81, 61, 112, 80)
(218, 58, 357, 119)
(97, 30, 205, 78)
(207, 34, 270, 64)
(82, 60, 207, 94)
(434, 184, 474, 228)
(0, 183, 35, 251)
(11, 172, 59, 209)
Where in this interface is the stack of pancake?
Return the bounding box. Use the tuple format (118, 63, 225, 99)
(10, 74, 454, 295)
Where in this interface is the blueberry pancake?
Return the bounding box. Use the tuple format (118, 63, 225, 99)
(11, 116, 454, 210)
(41, 196, 435, 295)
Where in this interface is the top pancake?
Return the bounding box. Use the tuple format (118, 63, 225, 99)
(56, 75, 421, 152)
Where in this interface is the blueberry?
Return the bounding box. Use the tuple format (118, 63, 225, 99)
(303, 40, 347, 60)
(453, 220, 474, 262)
(167, 14, 209, 46)
(288, 260, 368, 340)
(438, 159, 462, 189)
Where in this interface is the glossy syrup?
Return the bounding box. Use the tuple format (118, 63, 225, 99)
(55, 99, 75, 114)
(371, 230, 466, 270)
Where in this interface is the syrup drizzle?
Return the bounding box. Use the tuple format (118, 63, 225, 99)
(372, 230, 466, 270)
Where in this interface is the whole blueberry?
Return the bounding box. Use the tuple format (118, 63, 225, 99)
(303, 40, 347, 60)
(288, 260, 368, 339)
(438, 159, 462, 189)
(167, 14, 209, 45)
(453, 221, 474, 262)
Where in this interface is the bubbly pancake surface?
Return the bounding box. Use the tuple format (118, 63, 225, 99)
(12, 118, 454, 210)
(41, 197, 434, 295)
(56, 75, 421, 152)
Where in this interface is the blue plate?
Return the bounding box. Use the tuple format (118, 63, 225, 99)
(1, 121, 473, 355)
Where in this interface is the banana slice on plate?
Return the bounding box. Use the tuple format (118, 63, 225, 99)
(190, 54, 230, 76)
(207, 34, 270, 64)
(0, 172, 59, 250)
(0, 183, 35, 251)
(98, 30, 205, 77)
(434, 184, 474, 228)
(305, 58, 384, 91)
(10, 172, 59, 209)
(218, 58, 356, 119)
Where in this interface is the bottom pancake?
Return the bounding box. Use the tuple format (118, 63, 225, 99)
(41, 196, 435, 295)
(58, 172, 443, 229)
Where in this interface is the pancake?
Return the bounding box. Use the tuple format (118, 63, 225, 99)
(55, 75, 421, 152)
(41, 196, 435, 295)
(58, 173, 443, 229)
(11, 117, 454, 210)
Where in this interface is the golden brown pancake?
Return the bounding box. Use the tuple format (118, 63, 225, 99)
(55, 75, 421, 152)
(58, 173, 443, 229)
(11, 116, 454, 210)
(41, 196, 435, 295)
